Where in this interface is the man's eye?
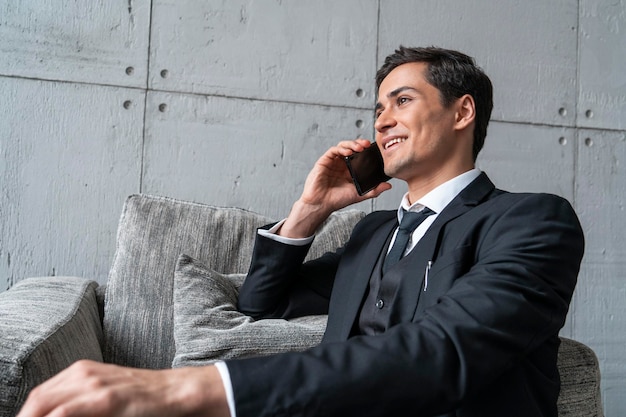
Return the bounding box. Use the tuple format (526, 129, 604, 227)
(398, 97, 410, 105)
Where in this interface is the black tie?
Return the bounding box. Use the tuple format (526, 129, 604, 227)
(383, 208, 435, 274)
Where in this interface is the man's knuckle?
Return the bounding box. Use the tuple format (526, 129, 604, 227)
(25, 385, 44, 406)
(70, 359, 96, 376)
(53, 404, 73, 417)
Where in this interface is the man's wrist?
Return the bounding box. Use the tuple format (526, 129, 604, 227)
(279, 200, 331, 238)
(177, 365, 231, 417)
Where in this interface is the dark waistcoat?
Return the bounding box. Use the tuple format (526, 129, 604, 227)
(357, 229, 432, 335)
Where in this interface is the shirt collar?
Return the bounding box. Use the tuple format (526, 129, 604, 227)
(397, 168, 482, 221)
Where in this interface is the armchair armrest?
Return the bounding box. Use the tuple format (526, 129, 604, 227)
(557, 337, 604, 417)
(0, 276, 103, 416)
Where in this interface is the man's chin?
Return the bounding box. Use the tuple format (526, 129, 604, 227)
(384, 163, 409, 180)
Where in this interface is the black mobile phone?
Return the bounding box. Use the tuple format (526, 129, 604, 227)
(345, 143, 391, 196)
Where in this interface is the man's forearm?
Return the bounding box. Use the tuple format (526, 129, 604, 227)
(237, 231, 313, 318)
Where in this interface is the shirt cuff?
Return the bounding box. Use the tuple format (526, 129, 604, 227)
(214, 361, 237, 417)
(257, 219, 314, 246)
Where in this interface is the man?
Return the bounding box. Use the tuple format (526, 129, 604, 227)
(18, 46, 584, 417)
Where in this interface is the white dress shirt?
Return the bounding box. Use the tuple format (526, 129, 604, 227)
(392, 168, 481, 255)
(216, 168, 482, 417)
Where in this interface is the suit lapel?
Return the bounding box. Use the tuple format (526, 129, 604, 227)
(388, 173, 496, 324)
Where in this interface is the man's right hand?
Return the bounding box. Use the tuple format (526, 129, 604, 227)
(279, 139, 392, 238)
(16, 360, 230, 417)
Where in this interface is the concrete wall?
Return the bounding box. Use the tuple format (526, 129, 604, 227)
(1, 0, 624, 414)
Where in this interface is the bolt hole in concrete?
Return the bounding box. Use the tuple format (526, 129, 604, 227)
(585, 109, 594, 118)
(356, 88, 364, 98)
(355, 120, 364, 128)
(123, 100, 132, 109)
(558, 107, 567, 117)
(558, 136, 567, 146)
(126, 66, 134, 75)
(159, 103, 168, 112)
(585, 137, 593, 147)
(160, 69, 169, 78)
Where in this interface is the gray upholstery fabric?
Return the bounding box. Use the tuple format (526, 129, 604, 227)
(172, 254, 326, 367)
(557, 338, 604, 416)
(103, 194, 365, 369)
(0, 277, 103, 417)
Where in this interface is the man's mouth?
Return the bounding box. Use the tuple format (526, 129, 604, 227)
(384, 137, 407, 150)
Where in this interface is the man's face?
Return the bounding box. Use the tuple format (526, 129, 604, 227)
(374, 62, 463, 186)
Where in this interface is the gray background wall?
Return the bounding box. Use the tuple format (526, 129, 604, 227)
(0, 0, 624, 414)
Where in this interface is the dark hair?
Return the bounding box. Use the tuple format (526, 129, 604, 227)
(376, 46, 493, 161)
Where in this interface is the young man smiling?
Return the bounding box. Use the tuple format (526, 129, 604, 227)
(18, 46, 584, 417)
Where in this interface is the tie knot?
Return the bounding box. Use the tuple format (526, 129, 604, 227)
(383, 207, 436, 274)
(398, 208, 435, 232)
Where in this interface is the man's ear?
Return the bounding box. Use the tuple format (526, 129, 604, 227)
(454, 94, 476, 131)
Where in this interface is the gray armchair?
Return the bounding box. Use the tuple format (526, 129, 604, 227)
(0, 194, 603, 416)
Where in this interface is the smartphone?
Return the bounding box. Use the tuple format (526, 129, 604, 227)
(344, 143, 391, 196)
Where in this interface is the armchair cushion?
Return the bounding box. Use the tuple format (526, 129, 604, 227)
(103, 194, 365, 369)
(172, 254, 325, 367)
(0, 277, 102, 417)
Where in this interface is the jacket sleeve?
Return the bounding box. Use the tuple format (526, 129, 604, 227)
(237, 226, 343, 319)
(227, 194, 585, 417)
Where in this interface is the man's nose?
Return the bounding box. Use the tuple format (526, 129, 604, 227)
(374, 108, 396, 132)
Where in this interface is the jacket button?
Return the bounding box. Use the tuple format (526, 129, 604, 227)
(375, 299, 384, 309)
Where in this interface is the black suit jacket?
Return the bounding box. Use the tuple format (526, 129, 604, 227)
(229, 173, 585, 417)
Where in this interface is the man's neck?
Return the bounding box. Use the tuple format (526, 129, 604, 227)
(401, 168, 482, 214)
(405, 165, 476, 205)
